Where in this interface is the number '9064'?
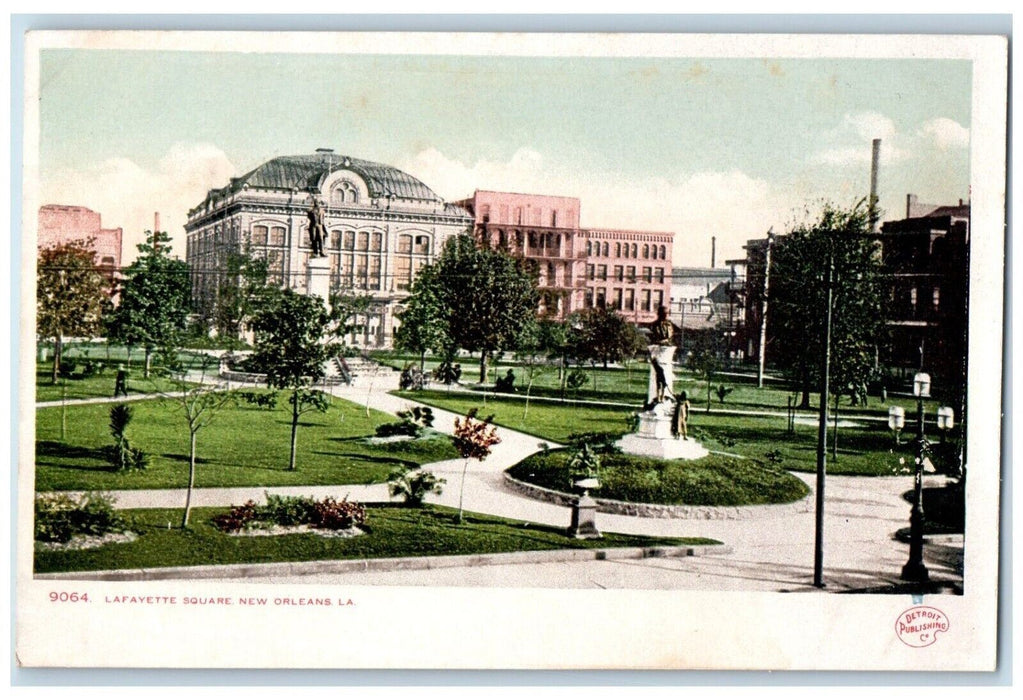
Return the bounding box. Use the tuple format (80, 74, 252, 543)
(49, 592, 88, 602)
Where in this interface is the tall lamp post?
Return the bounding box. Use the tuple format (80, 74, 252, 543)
(901, 372, 934, 584)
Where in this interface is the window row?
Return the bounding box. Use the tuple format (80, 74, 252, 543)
(585, 265, 665, 284)
(586, 240, 668, 260)
(250, 226, 431, 255)
(585, 288, 665, 313)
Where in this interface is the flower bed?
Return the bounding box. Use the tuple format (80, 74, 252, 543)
(212, 493, 367, 535)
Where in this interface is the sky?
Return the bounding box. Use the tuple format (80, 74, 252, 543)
(35, 48, 972, 266)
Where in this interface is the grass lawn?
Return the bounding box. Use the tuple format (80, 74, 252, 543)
(374, 351, 943, 420)
(395, 389, 635, 444)
(33, 504, 717, 574)
(509, 450, 810, 506)
(35, 393, 459, 491)
(400, 391, 924, 477)
(35, 365, 198, 403)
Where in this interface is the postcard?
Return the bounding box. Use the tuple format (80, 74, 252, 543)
(16, 29, 1007, 670)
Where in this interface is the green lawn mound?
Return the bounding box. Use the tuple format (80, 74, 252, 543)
(33, 505, 718, 574)
(508, 450, 810, 507)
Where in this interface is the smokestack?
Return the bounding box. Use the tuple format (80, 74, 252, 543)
(154, 212, 160, 232)
(711, 236, 716, 268)
(868, 139, 881, 231)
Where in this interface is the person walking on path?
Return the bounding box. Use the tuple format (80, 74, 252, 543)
(113, 365, 128, 398)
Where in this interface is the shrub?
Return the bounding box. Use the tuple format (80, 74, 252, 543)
(260, 493, 317, 526)
(375, 420, 422, 438)
(106, 404, 148, 471)
(211, 500, 260, 533)
(35, 492, 127, 543)
(388, 466, 446, 507)
(212, 494, 367, 532)
(376, 406, 435, 438)
(313, 497, 367, 530)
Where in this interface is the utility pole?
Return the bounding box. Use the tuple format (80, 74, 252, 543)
(757, 231, 774, 388)
(813, 242, 834, 589)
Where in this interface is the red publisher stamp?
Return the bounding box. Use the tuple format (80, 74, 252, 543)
(895, 606, 950, 648)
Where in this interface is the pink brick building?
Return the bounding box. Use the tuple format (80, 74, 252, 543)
(454, 190, 674, 323)
(38, 205, 123, 284)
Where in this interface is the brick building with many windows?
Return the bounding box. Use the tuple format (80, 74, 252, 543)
(455, 190, 674, 323)
(37, 204, 123, 290)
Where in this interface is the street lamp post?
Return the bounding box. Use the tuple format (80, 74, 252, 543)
(901, 372, 931, 583)
(888, 405, 905, 445)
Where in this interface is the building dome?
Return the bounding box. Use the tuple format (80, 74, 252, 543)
(221, 150, 444, 203)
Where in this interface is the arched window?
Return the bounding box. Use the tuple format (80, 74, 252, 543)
(615, 242, 622, 257)
(602, 242, 609, 257)
(643, 244, 650, 259)
(586, 240, 592, 255)
(330, 231, 342, 249)
(251, 225, 268, 246)
(660, 245, 667, 260)
(332, 180, 360, 206)
(631, 243, 638, 257)
(270, 226, 287, 247)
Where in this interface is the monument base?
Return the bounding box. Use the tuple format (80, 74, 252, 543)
(568, 493, 602, 539)
(616, 402, 709, 460)
(305, 256, 331, 304)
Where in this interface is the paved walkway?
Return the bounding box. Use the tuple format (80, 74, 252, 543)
(39, 366, 964, 592)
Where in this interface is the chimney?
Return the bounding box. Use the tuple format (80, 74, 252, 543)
(711, 236, 716, 268)
(906, 194, 917, 219)
(153, 212, 160, 252)
(868, 139, 881, 231)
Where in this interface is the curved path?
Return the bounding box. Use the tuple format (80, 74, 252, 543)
(36, 368, 963, 591)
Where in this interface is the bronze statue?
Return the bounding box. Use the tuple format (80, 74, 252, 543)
(650, 305, 674, 345)
(306, 197, 327, 258)
(672, 391, 691, 440)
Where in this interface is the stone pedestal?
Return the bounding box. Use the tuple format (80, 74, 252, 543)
(615, 342, 709, 460)
(568, 492, 601, 539)
(305, 256, 331, 305)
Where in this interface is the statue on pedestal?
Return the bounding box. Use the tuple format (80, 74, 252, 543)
(306, 197, 327, 258)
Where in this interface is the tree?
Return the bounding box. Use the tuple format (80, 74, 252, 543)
(451, 409, 501, 524)
(394, 264, 450, 372)
(248, 288, 338, 471)
(433, 235, 539, 383)
(768, 202, 888, 410)
(108, 231, 191, 378)
(157, 350, 237, 527)
(572, 306, 645, 370)
(213, 251, 271, 347)
(37, 239, 109, 383)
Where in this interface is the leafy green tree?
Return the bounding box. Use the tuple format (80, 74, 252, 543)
(572, 306, 644, 369)
(394, 264, 450, 372)
(213, 251, 271, 347)
(108, 231, 191, 378)
(248, 288, 338, 471)
(37, 239, 110, 383)
(687, 329, 725, 412)
(768, 202, 888, 410)
(434, 235, 539, 383)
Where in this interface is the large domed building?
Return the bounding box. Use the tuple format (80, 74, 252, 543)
(185, 149, 471, 347)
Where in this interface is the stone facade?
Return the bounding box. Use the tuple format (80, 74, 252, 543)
(185, 149, 472, 348)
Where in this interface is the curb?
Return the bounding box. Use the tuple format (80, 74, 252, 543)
(502, 472, 813, 520)
(35, 543, 732, 582)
